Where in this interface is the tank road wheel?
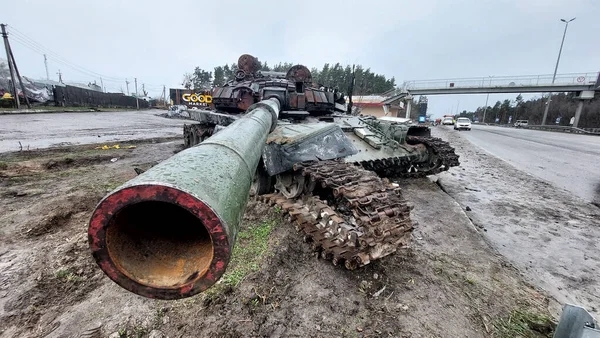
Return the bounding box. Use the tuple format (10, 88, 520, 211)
(190, 127, 200, 146)
(183, 124, 193, 148)
(184, 123, 216, 148)
(274, 173, 306, 199)
(410, 149, 441, 173)
(196, 124, 215, 144)
(250, 162, 273, 196)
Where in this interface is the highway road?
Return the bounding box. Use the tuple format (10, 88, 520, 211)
(0, 110, 188, 154)
(459, 125, 600, 203)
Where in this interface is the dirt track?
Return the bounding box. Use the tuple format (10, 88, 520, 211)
(0, 136, 555, 337)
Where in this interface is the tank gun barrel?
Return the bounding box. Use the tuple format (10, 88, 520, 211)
(88, 98, 281, 299)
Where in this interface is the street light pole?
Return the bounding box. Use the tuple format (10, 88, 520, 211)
(541, 17, 575, 125)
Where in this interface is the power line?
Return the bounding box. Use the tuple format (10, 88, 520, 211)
(10, 36, 157, 90)
(11, 37, 121, 83)
(10, 34, 122, 82)
(9, 36, 121, 81)
(6, 25, 169, 94)
(7, 25, 123, 81)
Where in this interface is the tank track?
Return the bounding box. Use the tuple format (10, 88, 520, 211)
(359, 136, 460, 178)
(258, 160, 413, 269)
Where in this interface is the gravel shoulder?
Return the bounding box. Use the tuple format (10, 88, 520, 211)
(433, 126, 600, 315)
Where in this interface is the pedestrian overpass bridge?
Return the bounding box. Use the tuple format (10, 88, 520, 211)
(382, 71, 599, 101)
(381, 72, 600, 125)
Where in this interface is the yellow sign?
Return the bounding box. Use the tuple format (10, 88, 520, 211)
(182, 93, 212, 104)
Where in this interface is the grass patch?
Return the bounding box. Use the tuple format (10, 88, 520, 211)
(0, 161, 7, 170)
(102, 180, 123, 192)
(493, 309, 555, 338)
(199, 219, 279, 301)
(172, 218, 280, 307)
(116, 324, 148, 338)
(221, 219, 278, 287)
(153, 307, 167, 326)
(54, 268, 82, 283)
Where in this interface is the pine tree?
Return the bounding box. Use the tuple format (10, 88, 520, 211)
(185, 59, 396, 95)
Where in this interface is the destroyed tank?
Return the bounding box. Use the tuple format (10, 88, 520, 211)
(87, 54, 458, 300)
(184, 55, 459, 267)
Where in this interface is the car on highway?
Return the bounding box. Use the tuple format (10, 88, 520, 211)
(454, 117, 472, 131)
(514, 120, 528, 128)
(442, 117, 454, 125)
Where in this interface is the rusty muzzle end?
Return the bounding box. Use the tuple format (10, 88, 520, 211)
(88, 185, 230, 300)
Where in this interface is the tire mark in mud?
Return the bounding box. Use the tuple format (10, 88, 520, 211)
(432, 177, 485, 232)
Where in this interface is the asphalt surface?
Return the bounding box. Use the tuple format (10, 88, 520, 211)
(0, 110, 188, 153)
(457, 124, 600, 203)
(435, 126, 600, 313)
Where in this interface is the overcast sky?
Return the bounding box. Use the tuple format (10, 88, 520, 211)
(7, 0, 599, 116)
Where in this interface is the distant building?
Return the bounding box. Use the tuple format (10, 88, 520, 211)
(26, 78, 103, 92)
(350, 95, 405, 118)
(87, 82, 102, 92)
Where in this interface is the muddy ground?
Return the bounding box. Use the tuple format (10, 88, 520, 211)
(0, 109, 186, 153)
(1, 136, 557, 337)
(434, 126, 600, 314)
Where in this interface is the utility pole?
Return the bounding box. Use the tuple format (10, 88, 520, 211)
(542, 17, 575, 125)
(1, 24, 19, 109)
(43, 54, 49, 80)
(482, 93, 490, 123)
(134, 77, 139, 110)
(57, 69, 63, 83)
(162, 85, 166, 105)
(125, 79, 130, 95)
(7, 40, 31, 108)
(2, 24, 30, 108)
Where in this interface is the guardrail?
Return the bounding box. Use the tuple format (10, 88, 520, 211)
(519, 125, 600, 135)
(582, 127, 600, 133)
(474, 123, 600, 135)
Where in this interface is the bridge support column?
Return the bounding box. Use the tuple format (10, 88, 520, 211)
(541, 95, 551, 126)
(573, 91, 594, 128)
(405, 100, 411, 119)
(573, 101, 584, 128)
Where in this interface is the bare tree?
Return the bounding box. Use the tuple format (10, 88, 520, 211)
(182, 73, 193, 90)
(0, 59, 10, 92)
